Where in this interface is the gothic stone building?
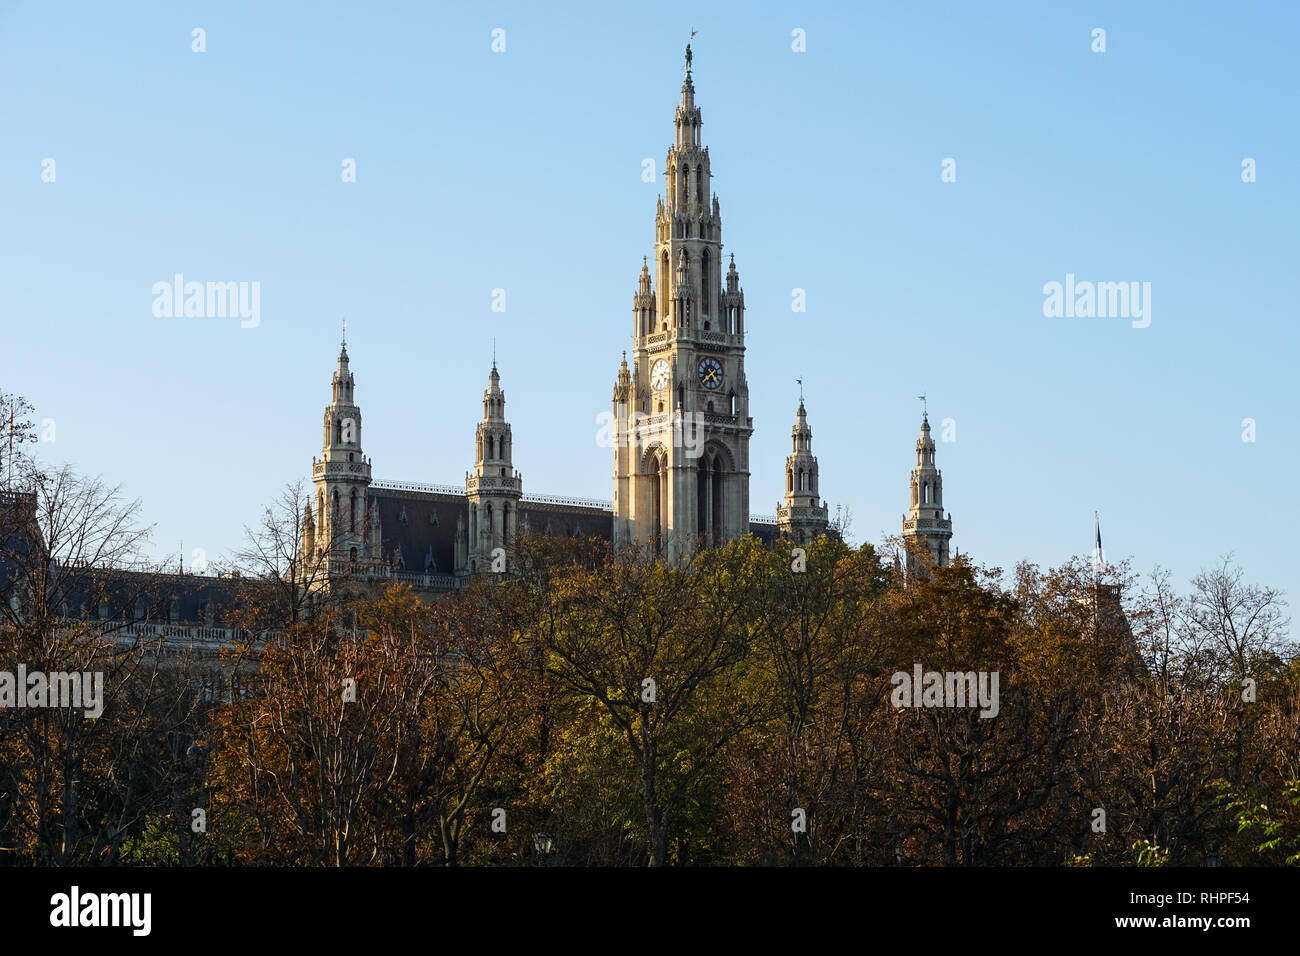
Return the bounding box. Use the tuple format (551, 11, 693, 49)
(299, 52, 955, 594)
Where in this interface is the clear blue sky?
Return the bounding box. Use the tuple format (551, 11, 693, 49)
(2, 1, 1296, 606)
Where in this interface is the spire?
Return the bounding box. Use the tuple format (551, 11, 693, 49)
(1092, 511, 1105, 577)
(613, 351, 632, 403)
(331, 330, 356, 405)
(682, 41, 695, 103)
(314, 335, 374, 570)
(468, 359, 521, 574)
(484, 361, 504, 419)
(903, 401, 952, 575)
(777, 392, 829, 543)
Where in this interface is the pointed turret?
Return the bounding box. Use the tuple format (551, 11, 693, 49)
(310, 332, 375, 571)
(613, 351, 632, 403)
(466, 360, 522, 575)
(302, 501, 316, 559)
(902, 408, 953, 576)
(633, 257, 657, 338)
(777, 397, 830, 544)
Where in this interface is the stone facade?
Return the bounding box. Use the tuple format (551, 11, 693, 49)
(292, 51, 958, 596)
(902, 413, 954, 574)
(611, 63, 752, 564)
(776, 400, 829, 544)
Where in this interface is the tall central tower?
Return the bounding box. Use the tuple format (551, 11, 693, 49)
(612, 47, 752, 562)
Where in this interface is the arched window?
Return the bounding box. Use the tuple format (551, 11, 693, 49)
(650, 454, 664, 550)
(661, 250, 670, 320)
(710, 457, 723, 542)
(696, 165, 704, 202)
(701, 250, 710, 316)
(349, 488, 358, 530)
(331, 489, 339, 521)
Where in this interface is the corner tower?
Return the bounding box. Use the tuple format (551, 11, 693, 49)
(776, 398, 829, 543)
(465, 361, 522, 574)
(310, 331, 379, 566)
(612, 46, 753, 561)
(902, 411, 953, 574)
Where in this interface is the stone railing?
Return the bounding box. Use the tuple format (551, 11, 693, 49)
(748, 514, 778, 525)
(902, 516, 951, 534)
(371, 478, 612, 514)
(777, 504, 829, 520)
(370, 479, 465, 497)
(313, 460, 372, 479)
(325, 560, 461, 591)
(521, 493, 613, 511)
(366, 566, 461, 590)
(467, 475, 521, 493)
(89, 619, 279, 653)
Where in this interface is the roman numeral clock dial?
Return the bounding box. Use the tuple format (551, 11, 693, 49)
(650, 359, 671, 391)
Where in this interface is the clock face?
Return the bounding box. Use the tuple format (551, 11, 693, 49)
(650, 359, 671, 391)
(698, 357, 723, 390)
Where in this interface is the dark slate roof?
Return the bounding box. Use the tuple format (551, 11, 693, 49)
(59, 569, 260, 626)
(370, 491, 463, 574)
(369, 481, 801, 562)
(517, 500, 614, 540)
(369, 484, 617, 573)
